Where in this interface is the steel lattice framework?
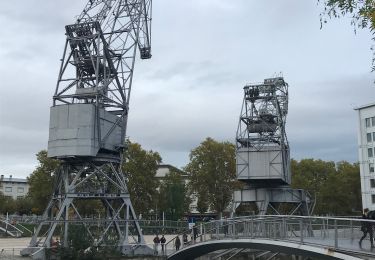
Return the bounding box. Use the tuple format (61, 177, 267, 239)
(236, 77, 290, 185)
(233, 77, 313, 216)
(237, 77, 288, 151)
(22, 0, 153, 256)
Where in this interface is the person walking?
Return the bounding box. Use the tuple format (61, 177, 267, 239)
(193, 225, 198, 242)
(359, 208, 374, 248)
(153, 234, 160, 254)
(183, 232, 188, 246)
(160, 234, 167, 254)
(175, 235, 181, 251)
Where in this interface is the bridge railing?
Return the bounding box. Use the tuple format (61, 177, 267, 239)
(0, 219, 24, 238)
(164, 215, 374, 256)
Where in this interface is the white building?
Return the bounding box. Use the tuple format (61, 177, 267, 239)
(0, 175, 29, 200)
(355, 103, 375, 210)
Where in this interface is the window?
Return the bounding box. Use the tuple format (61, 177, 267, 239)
(370, 163, 375, 173)
(372, 117, 375, 127)
(373, 132, 375, 142)
(5, 187, 12, 192)
(368, 133, 372, 142)
(371, 179, 375, 188)
(372, 194, 375, 204)
(17, 187, 24, 193)
(369, 148, 374, 158)
(17, 196, 24, 200)
(367, 118, 371, 128)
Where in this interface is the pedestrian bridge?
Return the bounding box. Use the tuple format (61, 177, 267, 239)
(164, 215, 375, 260)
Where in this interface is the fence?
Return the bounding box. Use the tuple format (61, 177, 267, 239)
(163, 215, 375, 257)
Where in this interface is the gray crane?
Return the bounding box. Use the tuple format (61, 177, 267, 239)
(22, 0, 153, 256)
(233, 77, 313, 216)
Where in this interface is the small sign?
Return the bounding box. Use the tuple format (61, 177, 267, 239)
(188, 222, 195, 229)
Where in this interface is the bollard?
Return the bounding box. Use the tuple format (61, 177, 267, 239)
(334, 219, 338, 248)
(300, 219, 304, 244)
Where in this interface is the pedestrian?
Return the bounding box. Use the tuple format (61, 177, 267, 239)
(193, 225, 198, 242)
(153, 234, 160, 254)
(183, 232, 188, 246)
(175, 235, 181, 251)
(359, 208, 374, 248)
(160, 234, 166, 254)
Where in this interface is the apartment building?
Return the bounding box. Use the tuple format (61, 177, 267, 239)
(0, 175, 29, 200)
(355, 103, 375, 210)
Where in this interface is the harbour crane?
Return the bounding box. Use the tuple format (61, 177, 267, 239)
(22, 0, 153, 255)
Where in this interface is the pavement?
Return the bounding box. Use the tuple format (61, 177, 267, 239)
(0, 235, 180, 258)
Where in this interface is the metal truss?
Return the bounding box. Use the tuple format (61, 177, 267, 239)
(233, 77, 313, 217)
(236, 77, 289, 150)
(233, 187, 314, 216)
(53, 0, 152, 150)
(23, 0, 152, 256)
(27, 161, 147, 253)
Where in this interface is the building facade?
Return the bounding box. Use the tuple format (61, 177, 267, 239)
(355, 103, 375, 210)
(0, 175, 29, 200)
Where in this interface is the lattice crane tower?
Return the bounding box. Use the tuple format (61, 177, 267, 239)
(233, 77, 313, 216)
(22, 0, 153, 255)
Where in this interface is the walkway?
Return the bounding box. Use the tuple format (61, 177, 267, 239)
(163, 215, 375, 259)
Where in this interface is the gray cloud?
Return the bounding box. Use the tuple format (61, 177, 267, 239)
(0, 0, 374, 177)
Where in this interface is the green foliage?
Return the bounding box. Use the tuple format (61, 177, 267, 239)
(0, 193, 33, 215)
(319, 0, 375, 29)
(158, 169, 190, 220)
(0, 194, 16, 214)
(319, 0, 375, 69)
(185, 137, 236, 215)
(291, 159, 361, 215)
(73, 200, 103, 217)
(15, 196, 33, 215)
(27, 150, 60, 214)
(122, 142, 162, 215)
(196, 190, 209, 214)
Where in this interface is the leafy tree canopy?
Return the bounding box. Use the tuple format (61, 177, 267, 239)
(185, 137, 236, 216)
(27, 150, 59, 214)
(157, 169, 190, 220)
(122, 141, 162, 215)
(291, 159, 361, 215)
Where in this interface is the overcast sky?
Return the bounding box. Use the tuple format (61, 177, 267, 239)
(0, 0, 374, 178)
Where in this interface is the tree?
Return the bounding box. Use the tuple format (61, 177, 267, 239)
(157, 169, 190, 220)
(336, 161, 362, 212)
(291, 159, 361, 215)
(185, 137, 236, 217)
(319, 161, 361, 215)
(196, 190, 209, 214)
(0, 194, 16, 214)
(27, 150, 60, 214)
(319, 0, 375, 69)
(319, 0, 375, 29)
(15, 196, 33, 215)
(122, 142, 162, 215)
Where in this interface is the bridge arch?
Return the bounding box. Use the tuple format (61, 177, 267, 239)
(167, 239, 361, 260)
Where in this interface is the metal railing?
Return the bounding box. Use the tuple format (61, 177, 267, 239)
(0, 247, 35, 260)
(163, 215, 375, 257)
(0, 219, 24, 237)
(1, 215, 188, 230)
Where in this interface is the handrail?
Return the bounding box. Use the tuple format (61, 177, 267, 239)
(0, 219, 24, 236)
(164, 215, 375, 257)
(15, 223, 33, 235)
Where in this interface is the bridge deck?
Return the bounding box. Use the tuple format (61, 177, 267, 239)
(163, 216, 375, 259)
